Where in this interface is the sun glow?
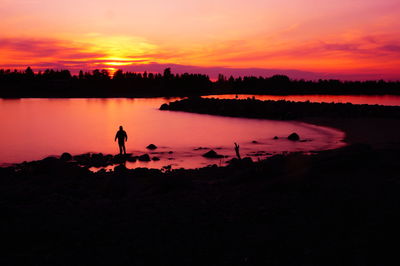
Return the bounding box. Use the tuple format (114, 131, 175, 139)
(102, 61, 135, 66)
(105, 67, 117, 76)
(77, 36, 160, 68)
(84, 35, 158, 59)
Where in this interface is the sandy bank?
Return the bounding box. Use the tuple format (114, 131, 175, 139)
(300, 116, 400, 149)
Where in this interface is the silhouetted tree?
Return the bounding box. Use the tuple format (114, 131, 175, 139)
(25, 67, 34, 79)
(113, 70, 124, 80)
(163, 68, 172, 79)
(0, 67, 399, 98)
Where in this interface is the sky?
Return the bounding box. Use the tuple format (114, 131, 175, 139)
(0, 0, 399, 80)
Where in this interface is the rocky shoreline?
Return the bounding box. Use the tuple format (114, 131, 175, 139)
(2, 98, 400, 265)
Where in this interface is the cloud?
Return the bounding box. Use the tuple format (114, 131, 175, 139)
(0, 37, 154, 71)
(0, 37, 107, 61)
(181, 34, 398, 82)
(0, 35, 399, 81)
(379, 44, 400, 52)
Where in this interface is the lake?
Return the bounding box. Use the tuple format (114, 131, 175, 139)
(0, 97, 350, 169)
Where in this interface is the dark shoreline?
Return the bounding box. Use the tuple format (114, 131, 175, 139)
(1, 67, 400, 98)
(162, 97, 400, 148)
(2, 99, 400, 265)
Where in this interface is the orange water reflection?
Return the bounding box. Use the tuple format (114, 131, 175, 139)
(0, 97, 347, 169)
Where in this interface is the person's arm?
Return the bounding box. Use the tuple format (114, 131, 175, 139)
(125, 132, 128, 142)
(115, 132, 118, 141)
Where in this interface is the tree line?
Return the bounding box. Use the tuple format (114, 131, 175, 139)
(0, 67, 399, 97)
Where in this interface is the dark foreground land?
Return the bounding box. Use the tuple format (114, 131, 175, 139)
(2, 99, 400, 265)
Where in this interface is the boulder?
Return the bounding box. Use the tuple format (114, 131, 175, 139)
(152, 157, 160, 161)
(227, 157, 253, 167)
(242, 157, 253, 165)
(146, 144, 158, 150)
(60, 152, 72, 161)
(114, 164, 127, 173)
(42, 156, 59, 164)
(273, 136, 279, 140)
(91, 153, 109, 167)
(73, 153, 91, 164)
(159, 103, 169, 110)
(126, 156, 137, 162)
(288, 133, 300, 141)
(227, 157, 240, 166)
(113, 154, 127, 164)
(202, 150, 224, 158)
(138, 154, 151, 162)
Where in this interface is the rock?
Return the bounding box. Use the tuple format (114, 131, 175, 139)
(252, 140, 259, 144)
(104, 154, 114, 161)
(242, 157, 253, 165)
(227, 157, 253, 167)
(273, 136, 279, 140)
(161, 165, 172, 172)
(91, 153, 107, 167)
(126, 156, 137, 162)
(159, 103, 169, 110)
(60, 152, 72, 161)
(152, 157, 160, 161)
(38, 157, 67, 172)
(146, 144, 158, 150)
(168, 151, 173, 154)
(138, 154, 151, 161)
(91, 153, 103, 160)
(288, 133, 300, 141)
(113, 154, 125, 164)
(42, 156, 59, 164)
(73, 153, 91, 164)
(202, 150, 224, 158)
(227, 157, 240, 166)
(114, 164, 127, 172)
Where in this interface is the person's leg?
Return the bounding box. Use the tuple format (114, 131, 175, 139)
(122, 143, 126, 155)
(119, 143, 123, 154)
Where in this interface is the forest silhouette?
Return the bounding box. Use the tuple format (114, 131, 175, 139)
(0, 67, 399, 97)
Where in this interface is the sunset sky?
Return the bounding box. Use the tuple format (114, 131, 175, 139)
(1, 0, 399, 80)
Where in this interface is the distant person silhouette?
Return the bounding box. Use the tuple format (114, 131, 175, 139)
(115, 126, 128, 155)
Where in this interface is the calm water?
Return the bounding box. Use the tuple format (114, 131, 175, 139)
(204, 94, 400, 106)
(0, 97, 347, 169)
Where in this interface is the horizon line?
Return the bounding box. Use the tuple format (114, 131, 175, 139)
(1, 64, 400, 83)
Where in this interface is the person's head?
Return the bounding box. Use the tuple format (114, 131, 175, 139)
(119, 126, 123, 130)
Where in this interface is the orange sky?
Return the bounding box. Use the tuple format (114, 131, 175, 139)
(0, 0, 399, 79)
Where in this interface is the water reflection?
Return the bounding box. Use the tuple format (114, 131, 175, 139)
(0, 97, 346, 169)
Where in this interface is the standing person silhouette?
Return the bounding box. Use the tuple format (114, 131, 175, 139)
(115, 126, 128, 155)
